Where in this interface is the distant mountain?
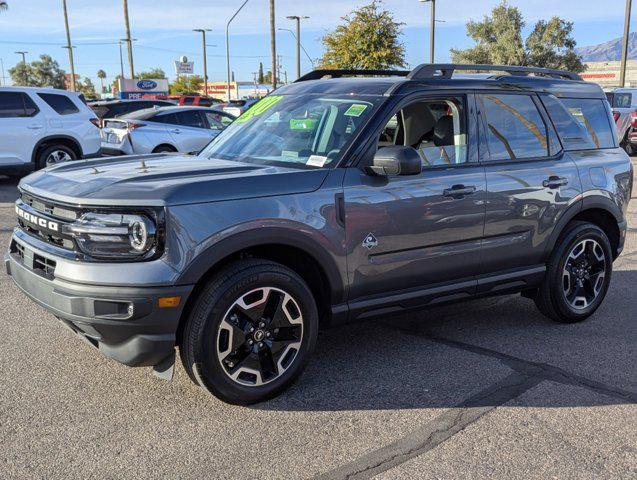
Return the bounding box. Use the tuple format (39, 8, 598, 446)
(576, 32, 637, 62)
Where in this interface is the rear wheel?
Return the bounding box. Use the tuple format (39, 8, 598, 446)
(152, 145, 177, 153)
(36, 145, 76, 169)
(534, 222, 613, 323)
(180, 259, 319, 405)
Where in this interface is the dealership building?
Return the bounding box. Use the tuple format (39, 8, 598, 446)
(581, 61, 637, 89)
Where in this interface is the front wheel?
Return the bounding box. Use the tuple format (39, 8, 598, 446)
(534, 222, 613, 323)
(180, 259, 319, 404)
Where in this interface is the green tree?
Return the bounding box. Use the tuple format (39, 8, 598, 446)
(320, 0, 405, 69)
(96, 69, 106, 93)
(451, 1, 585, 73)
(78, 77, 97, 100)
(9, 54, 66, 88)
(258, 62, 264, 84)
(9, 62, 32, 86)
(170, 75, 203, 94)
(137, 68, 166, 79)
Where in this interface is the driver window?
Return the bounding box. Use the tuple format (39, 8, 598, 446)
(378, 97, 468, 167)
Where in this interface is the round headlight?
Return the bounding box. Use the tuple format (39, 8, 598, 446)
(130, 219, 149, 251)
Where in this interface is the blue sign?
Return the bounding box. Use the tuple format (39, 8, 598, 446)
(137, 80, 158, 90)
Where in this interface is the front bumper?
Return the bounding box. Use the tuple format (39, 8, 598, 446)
(5, 237, 194, 367)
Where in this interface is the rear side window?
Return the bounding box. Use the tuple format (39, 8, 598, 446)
(559, 98, 615, 149)
(153, 113, 179, 125)
(612, 93, 632, 108)
(176, 110, 206, 128)
(38, 93, 79, 115)
(0, 92, 39, 118)
(478, 93, 548, 160)
(540, 95, 596, 150)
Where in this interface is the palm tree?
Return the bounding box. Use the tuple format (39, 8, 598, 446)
(96, 69, 106, 94)
(0, 2, 8, 11)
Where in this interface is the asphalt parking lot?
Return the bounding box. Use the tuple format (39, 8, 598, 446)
(0, 162, 635, 480)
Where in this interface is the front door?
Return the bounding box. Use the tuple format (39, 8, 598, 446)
(344, 94, 486, 304)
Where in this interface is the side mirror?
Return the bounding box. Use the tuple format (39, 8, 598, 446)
(366, 146, 422, 176)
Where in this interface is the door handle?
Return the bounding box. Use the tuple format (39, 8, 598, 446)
(27, 124, 43, 130)
(443, 184, 476, 198)
(542, 176, 569, 189)
(170, 129, 181, 134)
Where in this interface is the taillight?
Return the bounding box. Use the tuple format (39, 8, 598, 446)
(127, 122, 145, 131)
(630, 111, 637, 128)
(89, 118, 101, 128)
(612, 111, 620, 123)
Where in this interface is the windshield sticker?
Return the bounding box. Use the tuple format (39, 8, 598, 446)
(282, 150, 299, 161)
(290, 118, 318, 131)
(235, 95, 284, 123)
(344, 104, 368, 117)
(306, 155, 328, 167)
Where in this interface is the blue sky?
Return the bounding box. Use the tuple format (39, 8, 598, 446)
(0, 0, 635, 88)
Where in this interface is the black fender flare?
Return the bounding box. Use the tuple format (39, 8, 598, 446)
(31, 135, 83, 164)
(176, 226, 346, 304)
(543, 194, 623, 259)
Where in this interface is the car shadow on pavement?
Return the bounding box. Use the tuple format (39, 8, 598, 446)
(256, 269, 637, 412)
(0, 176, 20, 203)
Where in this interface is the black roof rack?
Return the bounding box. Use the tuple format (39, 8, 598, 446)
(295, 69, 410, 82)
(407, 63, 582, 81)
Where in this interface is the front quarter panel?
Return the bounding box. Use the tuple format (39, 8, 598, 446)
(165, 169, 348, 304)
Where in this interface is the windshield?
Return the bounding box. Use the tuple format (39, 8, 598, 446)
(199, 94, 382, 168)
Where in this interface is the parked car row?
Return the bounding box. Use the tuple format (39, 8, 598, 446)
(0, 87, 244, 174)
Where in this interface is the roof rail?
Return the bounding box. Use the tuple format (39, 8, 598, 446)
(295, 69, 411, 83)
(407, 64, 582, 81)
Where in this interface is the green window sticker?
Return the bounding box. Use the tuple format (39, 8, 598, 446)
(289, 118, 318, 131)
(235, 95, 284, 123)
(344, 104, 368, 117)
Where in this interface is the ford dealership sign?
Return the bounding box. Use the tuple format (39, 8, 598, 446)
(118, 78, 169, 99)
(136, 80, 158, 90)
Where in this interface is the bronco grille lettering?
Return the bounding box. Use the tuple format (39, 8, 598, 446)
(16, 206, 59, 232)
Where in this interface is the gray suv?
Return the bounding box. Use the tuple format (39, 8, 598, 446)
(6, 64, 632, 404)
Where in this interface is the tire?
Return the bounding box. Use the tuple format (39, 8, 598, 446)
(534, 221, 613, 323)
(152, 145, 176, 153)
(36, 145, 76, 169)
(180, 259, 319, 405)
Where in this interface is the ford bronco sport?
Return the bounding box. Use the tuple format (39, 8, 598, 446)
(6, 64, 632, 405)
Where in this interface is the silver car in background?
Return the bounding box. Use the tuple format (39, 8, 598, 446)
(100, 106, 235, 156)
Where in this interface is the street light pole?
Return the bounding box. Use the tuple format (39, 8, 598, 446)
(15, 51, 27, 64)
(122, 0, 135, 78)
(620, 0, 632, 87)
(270, 0, 277, 90)
(286, 15, 309, 80)
(226, 0, 250, 101)
(118, 41, 125, 79)
(62, 0, 76, 91)
(194, 29, 211, 96)
(419, 0, 435, 63)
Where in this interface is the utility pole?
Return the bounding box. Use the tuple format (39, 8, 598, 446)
(122, 0, 135, 78)
(620, 0, 632, 87)
(419, 0, 436, 63)
(15, 51, 27, 64)
(270, 0, 277, 90)
(193, 29, 211, 96)
(62, 0, 76, 91)
(0, 58, 5, 86)
(226, 0, 250, 101)
(286, 16, 308, 80)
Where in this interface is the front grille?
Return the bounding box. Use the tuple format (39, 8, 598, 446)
(10, 240, 57, 279)
(17, 191, 79, 251)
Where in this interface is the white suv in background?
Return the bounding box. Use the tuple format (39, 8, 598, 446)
(0, 86, 101, 177)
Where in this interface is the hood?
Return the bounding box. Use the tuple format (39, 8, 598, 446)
(19, 154, 329, 207)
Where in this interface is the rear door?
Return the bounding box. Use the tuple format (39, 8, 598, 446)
(0, 92, 43, 166)
(477, 92, 582, 281)
(167, 110, 214, 152)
